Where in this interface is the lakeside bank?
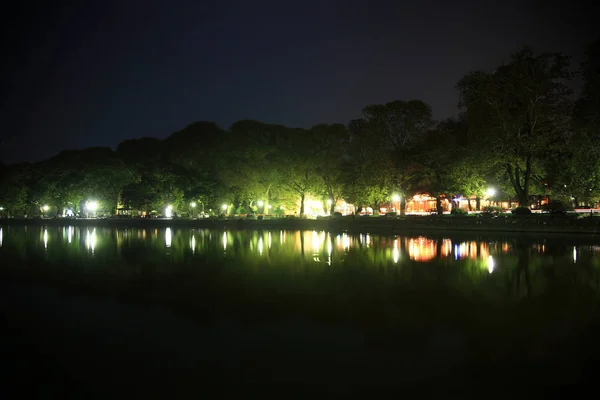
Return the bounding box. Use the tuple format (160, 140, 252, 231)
(3, 215, 600, 235)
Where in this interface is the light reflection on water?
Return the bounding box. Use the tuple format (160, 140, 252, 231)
(2, 226, 600, 274)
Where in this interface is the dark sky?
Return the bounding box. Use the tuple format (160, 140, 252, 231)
(1, 0, 596, 164)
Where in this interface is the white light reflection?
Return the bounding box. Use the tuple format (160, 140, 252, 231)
(280, 230, 283, 245)
(0, 228, 3, 247)
(86, 228, 96, 253)
(268, 232, 272, 250)
(43, 229, 48, 249)
(191, 234, 196, 253)
(165, 227, 172, 248)
(68, 226, 73, 244)
(487, 255, 494, 273)
(223, 232, 227, 251)
(573, 246, 577, 263)
(393, 239, 399, 263)
(258, 236, 264, 255)
(366, 233, 371, 248)
(342, 233, 350, 251)
(327, 233, 332, 265)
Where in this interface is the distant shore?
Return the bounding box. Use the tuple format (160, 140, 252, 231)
(3, 215, 600, 235)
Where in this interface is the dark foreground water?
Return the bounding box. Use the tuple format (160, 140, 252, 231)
(2, 225, 600, 393)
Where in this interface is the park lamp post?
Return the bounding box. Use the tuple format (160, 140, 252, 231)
(221, 204, 228, 215)
(190, 202, 196, 218)
(85, 201, 98, 218)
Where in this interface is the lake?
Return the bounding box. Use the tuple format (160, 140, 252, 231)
(2, 225, 600, 392)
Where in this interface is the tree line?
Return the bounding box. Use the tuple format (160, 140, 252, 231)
(1, 40, 598, 217)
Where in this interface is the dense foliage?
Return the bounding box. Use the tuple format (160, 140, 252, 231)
(1, 41, 599, 217)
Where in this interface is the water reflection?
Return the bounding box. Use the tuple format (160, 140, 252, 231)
(86, 228, 96, 253)
(3, 226, 600, 277)
(165, 227, 172, 248)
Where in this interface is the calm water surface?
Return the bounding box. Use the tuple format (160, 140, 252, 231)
(2, 225, 600, 389)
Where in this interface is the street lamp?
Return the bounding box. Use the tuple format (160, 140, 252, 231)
(43, 205, 50, 211)
(85, 201, 98, 218)
(486, 188, 496, 197)
(190, 202, 196, 208)
(221, 204, 228, 213)
(165, 205, 173, 218)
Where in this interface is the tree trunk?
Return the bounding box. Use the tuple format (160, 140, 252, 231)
(476, 197, 481, 211)
(400, 196, 406, 215)
(300, 193, 305, 216)
(467, 199, 473, 212)
(436, 196, 443, 215)
(573, 197, 579, 209)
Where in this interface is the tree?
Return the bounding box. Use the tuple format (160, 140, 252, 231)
(361, 100, 435, 214)
(458, 47, 573, 206)
(310, 123, 348, 214)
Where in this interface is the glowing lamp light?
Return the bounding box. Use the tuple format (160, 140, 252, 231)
(267, 204, 272, 209)
(392, 194, 400, 202)
(42, 205, 50, 212)
(486, 188, 496, 197)
(190, 202, 197, 208)
(327, 199, 333, 205)
(0, 206, 4, 210)
(221, 204, 228, 211)
(85, 201, 98, 211)
(257, 200, 264, 207)
(165, 205, 173, 218)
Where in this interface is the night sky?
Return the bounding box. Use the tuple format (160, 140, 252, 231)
(1, 0, 596, 164)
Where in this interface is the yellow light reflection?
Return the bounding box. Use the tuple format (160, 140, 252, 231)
(165, 227, 172, 248)
(487, 255, 494, 273)
(43, 229, 48, 249)
(441, 239, 452, 257)
(280, 230, 283, 245)
(223, 232, 227, 251)
(312, 230, 321, 252)
(393, 239, 399, 263)
(407, 237, 436, 262)
(258, 236, 264, 256)
(191, 234, 196, 253)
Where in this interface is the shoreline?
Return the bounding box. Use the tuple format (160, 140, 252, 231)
(3, 216, 600, 236)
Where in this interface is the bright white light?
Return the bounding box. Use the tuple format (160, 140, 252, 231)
(258, 236, 264, 255)
(221, 204, 228, 211)
(223, 231, 227, 250)
(190, 202, 196, 208)
(267, 204, 272, 209)
(392, 194, 400, 202)
(68, 226, 73, 244)
(258, 200, 264, 207)
(165, 205, 173, 218)
(486, 188, 496, 197)
(165, 227, 172, 247)
(191, 234, 196, 253)
(43, 229, 48, 249)
(0, 228, 3, 247)
(487, 255, 494, 273)
(65, 209, 74, 217)
(42, 205, 49, 212)
(0, 206, 4, 210)
(573, 246, 577, 263)
(268, 232, 272, 249)
(85, 201, 98, 211)
(327, 199, 333, 205)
